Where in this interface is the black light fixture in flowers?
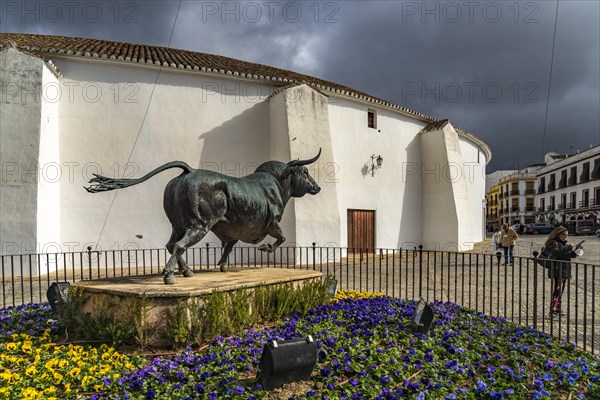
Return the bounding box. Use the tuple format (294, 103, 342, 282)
(256, 336, 318, 389)
(46, 281, 71, 313)
(413, 299, 434, 334)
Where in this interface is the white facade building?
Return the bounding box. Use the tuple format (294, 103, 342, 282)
(496, 165, 543, 226)
(0, 33, 492, 274)
(536, 146, 600, 224)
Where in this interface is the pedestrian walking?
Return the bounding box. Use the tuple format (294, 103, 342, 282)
(500, 223, 518, 266)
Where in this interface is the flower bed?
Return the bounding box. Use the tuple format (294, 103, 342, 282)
(1, 291, 598, 399)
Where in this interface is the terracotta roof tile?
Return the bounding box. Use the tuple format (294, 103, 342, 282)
(420, 119, 450, 133)
(0, 32, 491, 160)
(1, 33, 431, 112)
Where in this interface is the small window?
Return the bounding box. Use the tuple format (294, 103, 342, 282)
(367, 110, 376, 129)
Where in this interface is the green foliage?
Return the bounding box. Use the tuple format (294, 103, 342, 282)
(168, 278, 332, 348)
(164, 302, 190, 348)
(59, 286, 141, 347)
(59, 278, 331, 349)
(132, 295, 157, 349)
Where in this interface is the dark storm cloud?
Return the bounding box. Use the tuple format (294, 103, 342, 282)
(1, 0, 598, 171)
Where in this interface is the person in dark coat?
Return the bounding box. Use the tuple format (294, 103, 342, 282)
(544, 226, 584, 318)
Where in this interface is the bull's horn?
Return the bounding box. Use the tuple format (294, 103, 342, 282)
(287, 148, 321, 167)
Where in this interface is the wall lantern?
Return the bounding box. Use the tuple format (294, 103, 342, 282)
(371, 154, 384, 177)
(257, 336, 318, 389)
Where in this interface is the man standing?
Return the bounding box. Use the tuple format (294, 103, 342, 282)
(501, 223, 518, 266)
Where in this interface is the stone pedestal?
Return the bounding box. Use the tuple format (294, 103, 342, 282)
(73, 268, 322, 347)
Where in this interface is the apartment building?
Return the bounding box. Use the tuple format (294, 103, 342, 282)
(536, 146, 600, 225)
(485, 183, 501, 230)
(496, 166, 542, 226)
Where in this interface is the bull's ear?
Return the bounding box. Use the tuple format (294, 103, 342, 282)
(281, 165, 299, 180)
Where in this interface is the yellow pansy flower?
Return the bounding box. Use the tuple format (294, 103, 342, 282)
(53, 372, 63, 384)
(81, 375, 93, 386)
(43, 386, 56, 394)
(68, 367, 81, 378)
(5, 343, 17, 351)
(45, 359, 59, 371)
(19, 387, 38, 397)
(25, 365, 37, 377)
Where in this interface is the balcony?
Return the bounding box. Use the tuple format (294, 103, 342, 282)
(558, 203, 565, 210)
(509, 190, 520, 196)
(546, 205, 555, 211)
(580, 168, 590, 182)
(566, 203, 576, 210)
(567, 176, 577, 186)
(537, 186, 545, 194)
(525, 205, 535, 212)
(592, 163, 600, 180)
(579, 200, 590, 208)
(503, 192, 509, 197)
(558, 178, 567, 188)
(511, 206, 520, 212)
(537, 207, 545, 212)
(524, 189, 536, 195)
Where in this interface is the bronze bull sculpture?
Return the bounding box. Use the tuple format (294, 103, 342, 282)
(85, 149, 321, 284)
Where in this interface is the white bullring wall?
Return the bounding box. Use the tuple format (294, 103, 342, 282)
(282, 85, 340, 247)
(420, 123, 484, 251)
(327, 96, 426, 249)
(55, 58, 274, 252)
(0, 48, 44, 255)
(457, 134, 488, 247)
(1, 47, 492, 274)
(37, 65, 61, 269)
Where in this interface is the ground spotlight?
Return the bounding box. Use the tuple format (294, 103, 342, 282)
(46, 282, 70, 313)
(257, 336, 317, 390)
(413, 299, 434, 334)
(326, 279, 338, 296)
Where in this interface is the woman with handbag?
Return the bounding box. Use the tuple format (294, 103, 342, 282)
(491, 227, 502, 262)
(543, 226, 584, 318)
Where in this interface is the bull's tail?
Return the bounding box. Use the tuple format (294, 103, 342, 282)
(85, 161, 193, 193)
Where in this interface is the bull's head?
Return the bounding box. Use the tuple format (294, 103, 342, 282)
(285, 149, 322, 197)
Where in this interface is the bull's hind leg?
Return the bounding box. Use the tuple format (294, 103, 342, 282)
(166, 229, 194, 279)
(164, 227, 207, 284)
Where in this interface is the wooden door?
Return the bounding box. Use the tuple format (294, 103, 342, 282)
(347, 209, 375, 252)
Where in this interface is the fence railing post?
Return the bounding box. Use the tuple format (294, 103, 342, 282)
(87, 246, 93, 280)
(418, 244, 423, 298)
(532, 250, 539, 330)
(205, 243, 210, 269)
(312, 243, 316, 270)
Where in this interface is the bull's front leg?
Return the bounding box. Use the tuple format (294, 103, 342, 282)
(258, 223, 285, 253)
(217, 240, 238, 272)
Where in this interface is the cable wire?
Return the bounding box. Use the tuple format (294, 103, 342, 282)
(540, 0, 560, 162)
(94, 0, 183, 250)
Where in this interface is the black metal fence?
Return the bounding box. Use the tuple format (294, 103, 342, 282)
(1, 245, 598, 355)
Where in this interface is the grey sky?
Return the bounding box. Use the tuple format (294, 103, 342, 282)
(2, 0, 599, 171)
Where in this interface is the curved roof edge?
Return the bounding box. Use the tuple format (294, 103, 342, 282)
(0, 32, 492, 162)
